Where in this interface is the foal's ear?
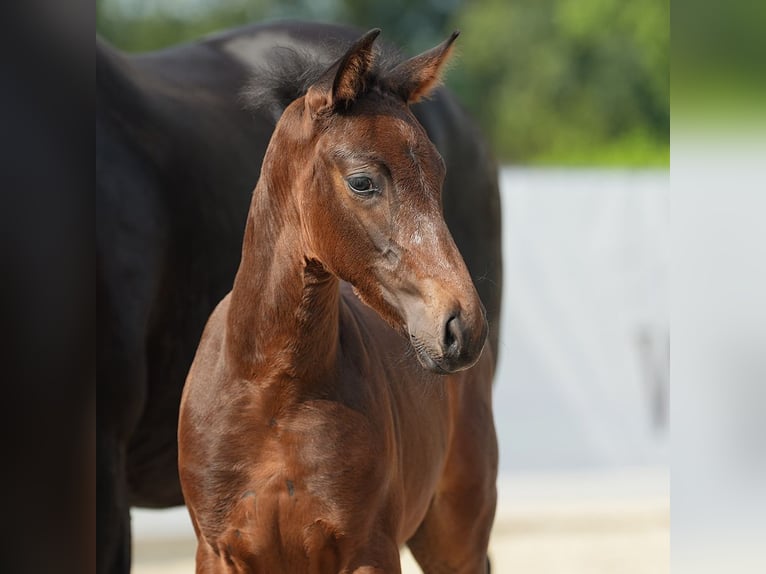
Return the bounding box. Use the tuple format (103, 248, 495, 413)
(306, 28, 381, 116)
(386, 31, 459, 104)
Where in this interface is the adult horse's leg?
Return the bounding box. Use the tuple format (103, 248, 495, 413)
(96, 434, 131, 574)
(406, 376, 498, 574)
(97, 281, 157, 572)
(96, 353, 146, 574)
(96, 288, 148, 573)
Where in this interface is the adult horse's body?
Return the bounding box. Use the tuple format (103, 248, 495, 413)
(97, 21, 501, 574)
(179, 29, 497, 573)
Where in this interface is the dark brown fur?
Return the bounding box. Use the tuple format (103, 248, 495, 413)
(178, 30, 497, 573)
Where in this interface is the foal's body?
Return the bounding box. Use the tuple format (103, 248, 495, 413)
(180, 30, 497, 573)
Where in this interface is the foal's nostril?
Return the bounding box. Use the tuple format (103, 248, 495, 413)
(444, 314, 462, 356)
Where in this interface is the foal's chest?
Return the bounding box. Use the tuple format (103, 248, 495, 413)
(217, 400, 394, 565)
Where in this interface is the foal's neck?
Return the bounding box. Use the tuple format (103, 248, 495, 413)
(226, 165, 340, 384)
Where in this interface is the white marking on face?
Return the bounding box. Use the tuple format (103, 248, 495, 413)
(409, 216, 446, 268)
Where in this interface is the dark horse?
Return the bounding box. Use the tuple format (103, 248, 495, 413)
(97, 21, 501, 574)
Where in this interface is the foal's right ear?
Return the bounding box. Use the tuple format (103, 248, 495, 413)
(306, 29, 381, 117)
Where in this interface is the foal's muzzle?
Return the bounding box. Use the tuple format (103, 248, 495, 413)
(411, 305, 488, 375)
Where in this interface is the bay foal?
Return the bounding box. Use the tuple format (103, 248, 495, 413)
(178, 29, 498, 573)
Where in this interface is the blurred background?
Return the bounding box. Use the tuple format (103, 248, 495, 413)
(97, 0, 668, 167)
(98, 1, 669, 572)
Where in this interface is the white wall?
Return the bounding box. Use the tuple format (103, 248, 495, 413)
(494, 168, 669, 471)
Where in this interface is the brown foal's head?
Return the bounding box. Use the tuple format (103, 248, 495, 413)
(272, 29, 488, 374)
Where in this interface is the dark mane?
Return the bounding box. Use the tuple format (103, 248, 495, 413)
(241, 43, 402, 121)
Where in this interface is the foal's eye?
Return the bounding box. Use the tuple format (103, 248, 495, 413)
(346, 175, 377, 197)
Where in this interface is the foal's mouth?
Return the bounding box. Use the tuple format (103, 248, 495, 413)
(408, 333, 451, 375)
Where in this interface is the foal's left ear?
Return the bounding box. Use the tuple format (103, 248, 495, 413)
(386, 31, 459, 104)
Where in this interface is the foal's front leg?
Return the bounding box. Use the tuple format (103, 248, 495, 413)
(346, 534, 402, 574)
(406, 485, 496, 574)
(406, 380, 498, 574)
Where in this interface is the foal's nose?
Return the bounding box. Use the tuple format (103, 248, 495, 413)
(440, 306, 488, 372)
(444, 313, 463, 357)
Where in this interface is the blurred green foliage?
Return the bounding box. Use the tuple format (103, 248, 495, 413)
(672, 0, 766, 125)
(97, 0, 668, 166)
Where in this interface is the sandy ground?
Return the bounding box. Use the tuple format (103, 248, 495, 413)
(132, 468, 668, 573)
